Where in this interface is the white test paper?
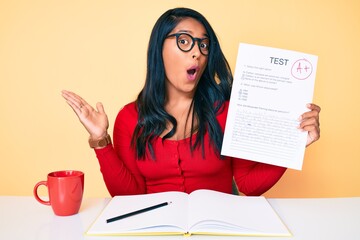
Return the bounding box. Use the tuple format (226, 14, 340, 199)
(221, 43, 317, 170)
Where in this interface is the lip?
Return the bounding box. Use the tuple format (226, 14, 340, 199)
(186, 65, 200, 81)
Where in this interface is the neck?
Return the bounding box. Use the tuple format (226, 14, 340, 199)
(162, 96, 196, 140)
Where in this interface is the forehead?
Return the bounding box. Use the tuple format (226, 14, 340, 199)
(171, 18, 207, 36)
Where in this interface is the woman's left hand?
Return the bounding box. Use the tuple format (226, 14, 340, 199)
(299, 103, 321, 147)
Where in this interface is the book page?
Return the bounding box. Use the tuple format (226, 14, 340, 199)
(187, 189, 290, 236)
(221, 43, 318, 170)
(86, 191, 189, 236)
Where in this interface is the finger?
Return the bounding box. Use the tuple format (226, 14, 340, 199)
(61, 90, 73, 102)
(301, 110, 319, 120)
(299, 107, 320, 122)
(65, 100, 82, 116)
(306, 103, 321, 113)
(96, 102, 105, 114)
(62, 91, 86, 114)
(299, 118, 320, 130)
(305, 125, 320, 142)
(62, 90, 88, 110)
(62, 90, 81, 100)
(65, 95, 83, 111)
(298, 117, 319, 130)
(62, 90, 81, 105)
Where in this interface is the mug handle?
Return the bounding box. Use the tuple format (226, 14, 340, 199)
(33, 181, 51, 205)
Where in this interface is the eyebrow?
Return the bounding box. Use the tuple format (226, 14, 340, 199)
(175, 30, 209, 38)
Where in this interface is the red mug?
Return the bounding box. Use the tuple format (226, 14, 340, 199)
(33, 170, 84, 216)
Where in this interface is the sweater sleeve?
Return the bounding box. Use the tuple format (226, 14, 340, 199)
(94, 103, 146, 196)
(232, 159, 286, 196)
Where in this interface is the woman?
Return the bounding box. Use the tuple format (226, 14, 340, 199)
(62, 8, 320, 197)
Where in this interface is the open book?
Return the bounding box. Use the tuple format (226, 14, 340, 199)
(86, 189, 291, 237)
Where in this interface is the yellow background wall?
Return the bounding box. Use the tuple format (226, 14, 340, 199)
(1, 0, 359, 198)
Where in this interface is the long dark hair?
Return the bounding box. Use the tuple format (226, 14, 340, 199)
(132, 7, 233, 159)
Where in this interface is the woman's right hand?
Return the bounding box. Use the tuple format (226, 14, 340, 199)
(61, 90, 109, 140)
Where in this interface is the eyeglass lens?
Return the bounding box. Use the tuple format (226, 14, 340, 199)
(176, 33, 209, 55)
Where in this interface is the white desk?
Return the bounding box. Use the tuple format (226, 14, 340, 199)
(0, 196, 359, 240)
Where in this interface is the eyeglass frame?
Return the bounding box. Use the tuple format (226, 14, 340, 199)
(165, 32, 210, 56)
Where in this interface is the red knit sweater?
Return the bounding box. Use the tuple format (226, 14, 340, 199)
(95, 101, 286, 197)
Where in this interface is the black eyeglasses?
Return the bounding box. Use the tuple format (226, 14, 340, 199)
(166, 33, 210, 56)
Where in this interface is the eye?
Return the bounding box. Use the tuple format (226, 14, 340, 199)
(177, 34, 192, 47)
(178, 39, 189, 45)
(178, 37, 190, 46)
(200, 42, 208, 49)
(200, 38, 210, 50)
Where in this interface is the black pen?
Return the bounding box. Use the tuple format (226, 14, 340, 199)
(106, 201, 172, 223)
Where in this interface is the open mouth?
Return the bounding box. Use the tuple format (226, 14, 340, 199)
(187, 68, 196, 76)
(186, 66, 199, 81)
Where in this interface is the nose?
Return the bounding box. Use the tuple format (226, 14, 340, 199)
(192, 53, 199, 59)
(191, 42, 201, 59)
